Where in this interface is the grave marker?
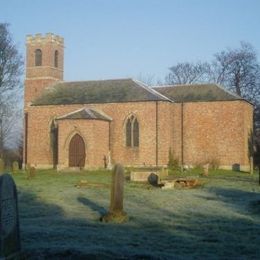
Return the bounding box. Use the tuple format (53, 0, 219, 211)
(12, 161, 19, 174)
(101, 164, 128, 223)
(26, 165, 36, 179)
(0, 174, 21, 259)
(0, 159, 4, 174)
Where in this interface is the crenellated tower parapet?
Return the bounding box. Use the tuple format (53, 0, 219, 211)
(26, 33, 64, 46)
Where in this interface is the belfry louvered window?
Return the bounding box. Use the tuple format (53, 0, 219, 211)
(126, 115, 139, 147)
(35, 49, 42, 66)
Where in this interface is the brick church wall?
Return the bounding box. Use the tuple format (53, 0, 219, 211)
(26, 101, 167, 169)
(57, 119, 110, 169)
(174, 100, 253, 170)
(25, 99, 252, 170)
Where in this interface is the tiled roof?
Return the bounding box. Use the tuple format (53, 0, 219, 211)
(154, 84, 244, 102)
(32, 78, 170, 105)
(57, 108, 112, 121)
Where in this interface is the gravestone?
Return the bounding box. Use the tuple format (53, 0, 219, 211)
(101, 164, 128, 223)
(0, 174, 21, 259)
(12, 161, 19, 174)
(203, 163, 209, 176)
(0, 159, 5, 174)
(130, 171, 160, 182)
(148, 173, 159, 186)
(27, 165, 36, 179)
(107, 151, 112, 170)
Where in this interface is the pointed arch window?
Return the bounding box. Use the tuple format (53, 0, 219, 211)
(35, 49, 42, 66)
(54, 50, 58, 68)
(126, 115, 139, 147)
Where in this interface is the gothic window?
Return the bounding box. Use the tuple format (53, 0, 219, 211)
(54, 50, 58, 68)
(35, 49, 42, 66)
(126, 115, 139, 147)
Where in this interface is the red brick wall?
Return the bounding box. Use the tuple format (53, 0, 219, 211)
(25, 102, 161, 169)
(24, 34, 64, 107)
(172, 100, 253, 170)
(25, 100, 253, 170)
(157, 102, 174, 166)
(58, 119, 109, 169)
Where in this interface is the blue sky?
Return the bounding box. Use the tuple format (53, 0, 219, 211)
(1, 0, 260, 83)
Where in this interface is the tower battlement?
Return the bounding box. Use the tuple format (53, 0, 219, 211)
(26, 33, 64, 46)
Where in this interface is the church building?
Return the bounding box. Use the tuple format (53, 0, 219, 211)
(24, 33, 253, 171)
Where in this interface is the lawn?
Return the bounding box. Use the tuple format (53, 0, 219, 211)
(11, 168, 260, 259)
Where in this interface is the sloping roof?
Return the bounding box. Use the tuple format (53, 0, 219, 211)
(57, 108, 112, 121)
(32, 78, 170, 106)
(154, 84, 244, 102)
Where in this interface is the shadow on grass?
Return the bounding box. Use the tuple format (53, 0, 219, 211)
(77, 196, 107, 216)
(17, 186, 260, 259)
(196, 187, 260, 216)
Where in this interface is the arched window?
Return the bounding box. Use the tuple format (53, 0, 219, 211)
(126, 115, 139, 147)
(54, 50, 58, 68)
(35, 49, 42, 66)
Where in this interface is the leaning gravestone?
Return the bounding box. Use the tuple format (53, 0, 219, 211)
(101, 164, 128, 223)
(0, 174, 21, 259)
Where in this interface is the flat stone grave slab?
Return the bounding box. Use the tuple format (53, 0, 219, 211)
(130, 171, 159, 182)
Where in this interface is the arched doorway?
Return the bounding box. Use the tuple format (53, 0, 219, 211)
(69, 134, 86, 167)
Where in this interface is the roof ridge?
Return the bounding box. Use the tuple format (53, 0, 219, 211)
(133, 79, 174, 102)
(60, 78, 132, 85)
(213, 83, 243, 99)
(153, 83, 216, 88)
(56, 107, 113, 121)
(154, 83, 244, 100)
(85, 108, 96, 119)
(56, 107, 84, 119)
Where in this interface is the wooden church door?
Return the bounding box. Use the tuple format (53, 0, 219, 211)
(69, 134, 86, 167)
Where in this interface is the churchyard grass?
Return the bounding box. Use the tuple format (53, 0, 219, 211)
(12, 168, 260, 259)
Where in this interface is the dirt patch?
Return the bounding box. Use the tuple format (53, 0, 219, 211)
(161, 178, 203, 189)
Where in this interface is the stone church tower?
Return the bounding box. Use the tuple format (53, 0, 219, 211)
(24, 33, 64, 108)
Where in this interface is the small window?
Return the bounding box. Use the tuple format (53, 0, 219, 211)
(35, 49, 42, 66)
(54, 50, 58, 68)
(126, 115, 139, 147)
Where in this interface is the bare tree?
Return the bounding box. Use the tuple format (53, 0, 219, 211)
(212, 42, 260, 104)
(165, 61, 211, 85)
(165, 43, 260, 103)
(0, 23, 23, 157)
